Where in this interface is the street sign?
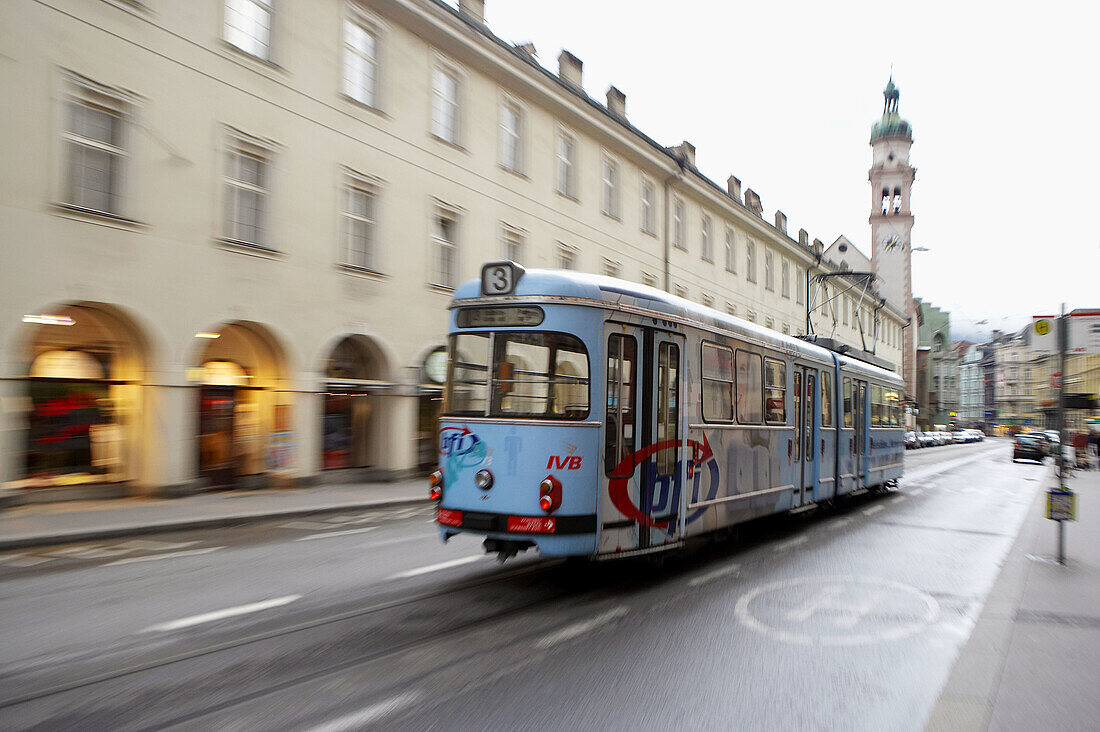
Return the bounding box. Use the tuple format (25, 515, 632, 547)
(1032, 311, 1100, 356)
(1050, 372, 1062, 389)
(1046, 489, 1076, 522)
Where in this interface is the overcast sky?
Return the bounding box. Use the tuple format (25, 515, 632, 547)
(474, 0, 1099, 341)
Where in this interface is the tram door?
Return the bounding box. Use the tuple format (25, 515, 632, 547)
(793, 367, 816, 506)
(640, 332, 682, 549)
(853, 380, 867, 486)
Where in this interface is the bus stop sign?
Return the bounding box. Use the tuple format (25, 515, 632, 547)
(1047, 489, 1077, 522)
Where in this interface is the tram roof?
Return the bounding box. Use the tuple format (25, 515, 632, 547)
(454, 269, 901, 383)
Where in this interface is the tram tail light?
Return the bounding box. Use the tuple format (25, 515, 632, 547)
(539, 475, 562, 513)
(437, 508, 462, 527)
(429, 469, 444, 501)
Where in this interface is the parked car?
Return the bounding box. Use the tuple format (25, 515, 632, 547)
(905, 431, 920, 449)
(920, 431, 937, 448)
(1042, 431, 1061, 455)
(968, 429, 985, 442)
(951, 431, 968, 444)
(1012, 433, 1046, 463)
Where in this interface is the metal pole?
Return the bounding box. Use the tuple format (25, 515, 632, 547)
(1057, 303, 1067, 564)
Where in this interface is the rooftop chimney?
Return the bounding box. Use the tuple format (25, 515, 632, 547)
(558, 50, 583, 89)
(812, 238, 824, 257)
(673, 140, 695, 167)
(458, 0, 485, 24)
(745, 188, 763, 217)
(726, 175, 741, 203)
(798, 228, 809, 247)
(606, 86, 626, 118)
(774, 210, 787, 234)
(514, 41, 537, 57)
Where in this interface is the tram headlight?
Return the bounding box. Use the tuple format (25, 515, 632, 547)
(539, 475, 562, 513)
(475, 469, 494, 490)
(429, 469, 444, 501)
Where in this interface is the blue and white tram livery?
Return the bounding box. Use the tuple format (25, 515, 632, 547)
(431, 262, 905, 560)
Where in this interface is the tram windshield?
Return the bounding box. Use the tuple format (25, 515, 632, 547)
(445, 332, 590, 419)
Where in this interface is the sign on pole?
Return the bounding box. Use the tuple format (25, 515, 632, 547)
(1047, 489, 1077, 522)
(1032, 311, 1100, 357)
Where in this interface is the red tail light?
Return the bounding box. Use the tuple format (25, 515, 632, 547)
(437, 508, 462, 527)
(539, 475, 562, 513)
(428, 469, 444, 501)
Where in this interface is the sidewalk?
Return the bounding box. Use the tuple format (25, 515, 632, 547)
(0, 479, 428, 551)
(927, 465, 1100, 731)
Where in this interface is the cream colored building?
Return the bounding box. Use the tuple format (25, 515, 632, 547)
(0, 0, 903, 499)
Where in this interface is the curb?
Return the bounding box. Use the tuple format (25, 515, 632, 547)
(0, 497, 431, 551)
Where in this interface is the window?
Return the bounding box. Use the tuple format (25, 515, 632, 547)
(871, 384, 884, 426)
(843, 297, 849, 326)
(821, 371, 833, 427)
(736, 350, 762, 424)
(701, 293, 714, 308)
(555, 130, 577, 198)
(746, 310, 756, 323)
(674, 284, 688, 300)
(764, 249, 774, 291)
(843, 377, 853, 427)
(725, 227, 736, 272)
(781, 258, 791, 298)
(343, 15, 378, 107)
(431, 64, 460, 144)
(702, 342, 733, 422)
(63, 84, 129, 216)
(765, 317, 774, 330)
(602, 258, 621, 278)
(701, 215, 712, 261)
(726, 302, 737, 317)
(557, 244, 576, 270)
(641, 271, 658, 288)
(446, 332, 590, 420)
(795, 267, 804, 304)
(656, 343, 680, 477)
(224, 139, 271, 248)
(501, 224, 524, 264)
(601, 156, 619, 218)
(342, 172, 377, 270)
(606, 333, 637, 475)
(764, 358, 786, 424)
(793, 371, 802, 456)
(225, 0, 273, 60)
(431, 206, 458, 288)
(782, 324, 790, 335)
(640, 177, 655, 234)
(499, 99, 523, 173)
(672, 198, 684, 249)
(746, 239, 756, 282)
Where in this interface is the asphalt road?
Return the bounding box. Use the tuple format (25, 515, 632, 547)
(0, 439, 1043, 730)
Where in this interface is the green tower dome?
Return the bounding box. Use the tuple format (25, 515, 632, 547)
(871, 76, 912, 142)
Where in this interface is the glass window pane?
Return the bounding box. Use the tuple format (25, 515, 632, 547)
(736, 351, 762, 424)
(445, 333, 490, 416)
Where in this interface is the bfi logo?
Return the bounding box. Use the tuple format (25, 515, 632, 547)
(546, 455, 583, 470)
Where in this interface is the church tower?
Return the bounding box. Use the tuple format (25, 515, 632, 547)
(869, 77, 917, 396)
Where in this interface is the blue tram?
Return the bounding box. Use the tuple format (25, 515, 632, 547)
(432, 262, 905, 559)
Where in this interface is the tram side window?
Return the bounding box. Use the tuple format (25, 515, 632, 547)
(871, 384, 884, 426)
(885, 388, 900, 426)
(490, 333, 590, 419)
(605, 334, 637, 475)
(764, 358, 786, 424)
(656, 342, 680, 477)
(735, 350, 763, 424)
(701, 342, 733, 422)
(821, 371, 833, 427)
(843, 377, 853, 427)
(445, 333, 490, 416)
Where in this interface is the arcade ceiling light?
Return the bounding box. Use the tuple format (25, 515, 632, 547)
(23, 314, 75, 326)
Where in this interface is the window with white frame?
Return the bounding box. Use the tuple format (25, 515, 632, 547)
(765, 317, 775, 330)
(674, 284, 687, 299)
(701, 215, 712, 261)
(701, 293, 714, 308)
(641, 271, 658, 288)
(499, 99, 523, 173)
(781, 258, 790, 298)
(556, 130, 576, 198)
(63, 81, 130, 216)
(342, 171, 378, 270)
(225, 0, 273, 60)
(501, 223, 524, 264)
(746, 239, 756, 281)
(343, 14, 378, 107)
(557, 244, 577, 270)
(672, 198, 685, 249)
(764, 249, 774, 291)
(795, 266, 804, 304)
(782, 324, 790, 335)
(746, 310, 757, 323)
(726, 302, 737, 317)
(640, 177, 655, 234)
(431, 64, 460, 144)
(431, 205, 459, 288)
(843, 297, 849, 325)
(724, 226, 736, 272)
(602, 258, 621, 278)
(224, 136, 272, 248)
(601, 156, 619, 218)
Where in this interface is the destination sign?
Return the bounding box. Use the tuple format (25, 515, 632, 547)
(457, 306, 544, 328)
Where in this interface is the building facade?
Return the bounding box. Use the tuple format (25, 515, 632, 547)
(958, 344, 984, 428)
(0, 0, 903, 499)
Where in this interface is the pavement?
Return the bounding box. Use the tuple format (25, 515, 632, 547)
(927, 463, 1100, 731)
(0, 479, 428, 551)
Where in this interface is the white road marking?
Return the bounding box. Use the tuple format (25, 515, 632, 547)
(688, 563, 742, 587)
(106, 547, 224, 566)
(362, 533, 438, 549)
(391, 555, 482, 579)
(306, 691, 423, 732)
(280, 520, 334, 531)
(773, 535, 809, 551)
(862, 504, 885, 516)
(535, 607, 629, 649)
(909, 488, 924, 496)
(0, 553, 52, 567)
(829, 517, 854, 529)
(143, 595, 301, 633)
(295, 527, 379, 542)
(892, 495, 907, 504)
